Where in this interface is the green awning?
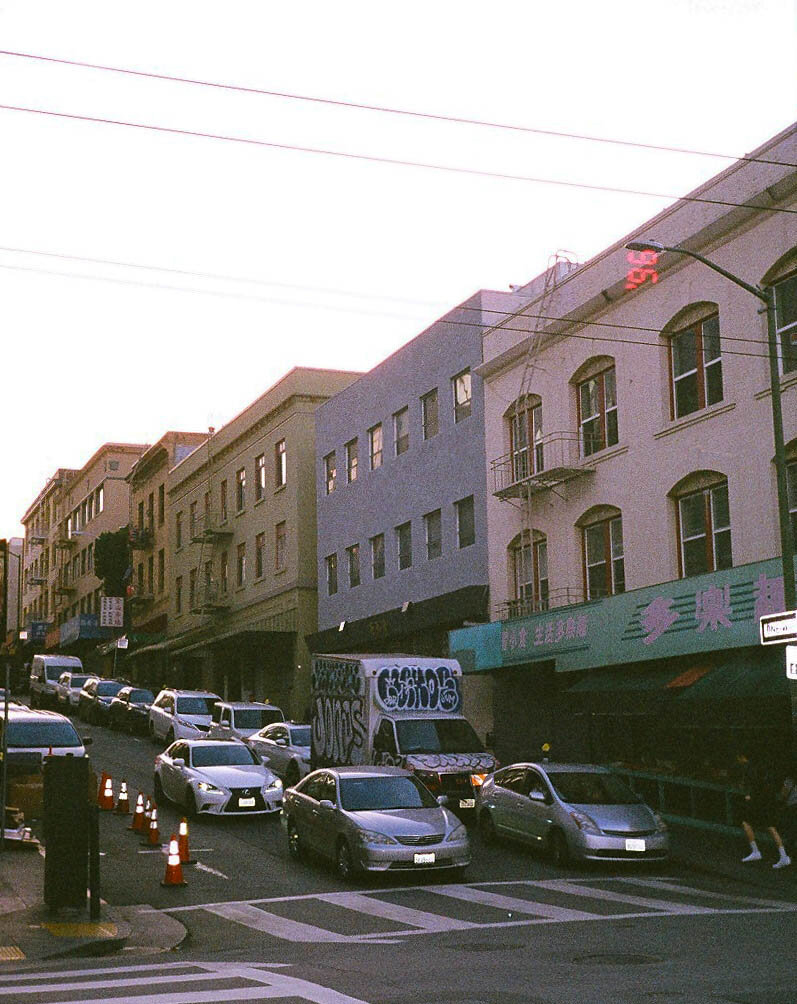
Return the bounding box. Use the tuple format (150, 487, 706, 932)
(565, 663, 680, 693)
(676, 659, 789, 700)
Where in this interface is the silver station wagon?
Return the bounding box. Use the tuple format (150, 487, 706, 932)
(478, 762, 669, 865)
(282, 765, 470, 879)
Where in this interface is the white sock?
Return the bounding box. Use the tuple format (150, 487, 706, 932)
(742, 843, 761, 862)
(773, 848, 791, 869)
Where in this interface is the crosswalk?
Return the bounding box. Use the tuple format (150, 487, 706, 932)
(164, 876, 797, 946)
(0, 960, 369, 1003)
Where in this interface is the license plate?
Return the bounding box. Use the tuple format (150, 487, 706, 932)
(625, 838, 646, 852)
(239, 797, 256, 808)
(414, 852, 435, 864)
(459, 798, 475, 809)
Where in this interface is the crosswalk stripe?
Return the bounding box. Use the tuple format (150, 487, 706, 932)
(202, 903, 349, 942)
(612, 877, 797, 910)
(316, 891, 478, 932)
(535, 879, 715, 914)
(429, 883, 597, 921)
(0, 971, 226, 997)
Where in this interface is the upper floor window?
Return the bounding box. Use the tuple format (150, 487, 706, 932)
(393, 408, 409, 456)
(158, 484, 165, 525)
(674, 475, 732, 577)
(452, 369, 472, 423)
(788, 457, 797, 543)
(236, 468, 246, 512)
(220, 480, 228, 522)
(371, 533, 385, 579)
(396, 521, 412, 570)
(325, 553, 338, 595)
(137, 500, 145, 532)
(275, 521, 286, 571)
(96, 486, 104, 513)
(670, 314, 722, 418)
(255, 453, 266, 501)
(255, 532, 265, 579)
(147, 492, 155, 530)
(275, 439, 287, 489)
(578, 366, 617, 457)
(509, 532, 548, 614)
(421, 389, 439, 440)
(424, 509, 442, 560)
(175, 511, 183, 550)
(369, 424, 383, 470)
(581, 510, 625, 599)
(220, 550, 229, 593)
(236, 542, 246, 587)
(346, 543, 361, 588)
(324, 452, 337, 494)
(773, 269, 797, 374)
(175, 576, 183, 614)
(508, 397, 543, 481)
(346, 439, 358, 483)
(455, 495, 475, 549)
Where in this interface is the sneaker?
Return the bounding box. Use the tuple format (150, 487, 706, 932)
(773, 856, 791, 870)
(742, 850, 762, 862)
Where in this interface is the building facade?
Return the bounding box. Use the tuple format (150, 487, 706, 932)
(450, 123, 797, 776)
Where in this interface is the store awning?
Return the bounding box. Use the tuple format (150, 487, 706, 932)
(565, 663, 680, 694)
(675, 658, 789, 700)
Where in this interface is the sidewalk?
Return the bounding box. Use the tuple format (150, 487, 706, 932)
(0, 841, 186, 962)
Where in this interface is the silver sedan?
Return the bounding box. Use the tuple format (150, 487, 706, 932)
(478, 762, 669, 864)
(282, 765, 470, 880)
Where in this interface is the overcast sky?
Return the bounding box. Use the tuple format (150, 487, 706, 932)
(1, 0, 795, 536)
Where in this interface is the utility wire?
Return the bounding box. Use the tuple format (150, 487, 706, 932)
(2, 48, 795, 169)
(2, 102, 796, 216)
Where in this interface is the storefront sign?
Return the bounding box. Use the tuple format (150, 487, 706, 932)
(760, 610, 797, 645)
(100, 596, 124, 628)
(60, 613, 107, 645)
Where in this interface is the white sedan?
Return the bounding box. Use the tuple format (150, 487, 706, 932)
(154, 739, 283, 817)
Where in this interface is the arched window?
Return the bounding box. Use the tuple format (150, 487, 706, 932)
(508, 530, 548, 615)
(661, 303, 722, 419)
(505, 395, 543, 481)
(669, 472, 731, 577)
(571, 356, 617, 457)
(577, 505, 624, 599)
(763, 247, 797, 374)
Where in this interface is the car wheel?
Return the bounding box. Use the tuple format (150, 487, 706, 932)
(479, 809, 497, 846)
(336, 839, 357, 881)
(285, 761, 300, 788)
(286, 819, 303, 860)
(153, 774, 166, 805)
(549, 828, 569, 867)
(185, 787, 198, 818)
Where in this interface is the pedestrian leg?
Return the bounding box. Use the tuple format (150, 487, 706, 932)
(741, 821, 762, 862)
(768, 826, 791, 869)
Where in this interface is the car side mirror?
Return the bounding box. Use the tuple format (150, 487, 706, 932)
(318, 799, 335, 810)
(436, 795, 449, 806)
(259, 755, 271, 765)
(173, 758, 185, 768)
(529, 790, 547, 802)
(82, 735, 93, 746)
(276, 738, 288, 746)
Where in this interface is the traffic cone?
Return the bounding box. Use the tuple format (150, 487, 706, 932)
(177, 817, 194, 865)
(143, 797, 153, 827)
(98, 775, 115, 811)
(128, 792, 145, 831)
(161, 834, 187, 887)
(97, 771, 109, 803)
(142, 805, 160, 847)
(115, 780, 130, 815)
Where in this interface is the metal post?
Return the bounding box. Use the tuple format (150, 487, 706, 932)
(0, 665, 9, 853)
(88, 801, 100, 920)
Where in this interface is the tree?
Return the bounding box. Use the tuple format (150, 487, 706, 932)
(94, 527, 130, 597)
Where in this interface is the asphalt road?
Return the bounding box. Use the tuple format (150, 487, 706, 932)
(30, 710, 795, 1004)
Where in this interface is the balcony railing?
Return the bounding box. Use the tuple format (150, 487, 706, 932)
(190, 581, 230, 615)
(491, 431, 598, 499)
(27, 575, 45, 587)
(190, 512, 233, 543)
(130, 527, 154, 550)
(55, 578, 76, 595)
(130, 590, 154, 605)
(497, 587, 586, 621)
(27, 534, 47, 546)
(54, 533, 76, 549)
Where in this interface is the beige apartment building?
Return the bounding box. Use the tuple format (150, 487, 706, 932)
(451, 123, 797, 782)
(137, 367, 359, 717)
(20, 444, 148, 670)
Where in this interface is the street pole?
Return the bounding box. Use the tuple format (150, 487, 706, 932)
(1, 665, 9, 853)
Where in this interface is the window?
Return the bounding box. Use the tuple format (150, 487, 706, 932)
(220, 551, 229, 594)
(670, 315, 722, 418)
(137, 500, 145, 532)
(509, 398, 544, 480)
(345, 439, 358, 483)
(324, 452, 337, 495)
(275, 439, 287, 488)
(774, 270, 797, 373)
(147, 555, 154, 594)
(81, 549, 87, 575)
(189, 501, 197, 538)
(369, 424, 383, 470)
(147, 492, 155, 531)
(158, 549, 165, 593)
(176, 576, 183, 614)
(455, 495, 475, 549)
(421, 389, 439, 440)
(510, 533, 549, 613)
(175, 511, 183, 549)
(370, 533, 385, 579)
(325, 553, 338, 595)
(96, 486, 104, 513)
(255, 532, 265, 579)
(236, 468, 246, 512)
(87, 543, 93, 571)
(275, 522, 286, 571)
(189, 568, 197, 610)
(236, 542, 246, 587)
(583, 515, 625, 599)
(255, 454, 266, 501)
(452, 369, 472, 423)
(677, 480, 732, 577)
(424, 509, 442, 560)
(220, 480, 228, 522)
(578, 366, 618, 456)
(396, 521, 412, 570)
(788, 460, 797, 543)
(393, 407, 409, 456)
(158, 484, 165, 525)
(347, 543, 361, 588)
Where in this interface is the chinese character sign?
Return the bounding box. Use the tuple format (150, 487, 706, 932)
(100, 596, 124, 628)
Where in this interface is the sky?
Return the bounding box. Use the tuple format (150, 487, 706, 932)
(1, 0, 796, 537)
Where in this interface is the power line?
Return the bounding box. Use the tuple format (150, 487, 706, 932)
(2, 48, 795, 169)
(2, 102, 796, 216)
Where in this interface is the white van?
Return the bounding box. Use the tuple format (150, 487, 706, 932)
(29, 655, 84, 709)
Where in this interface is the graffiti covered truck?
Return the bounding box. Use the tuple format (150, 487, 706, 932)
(310, 654, 496, 811)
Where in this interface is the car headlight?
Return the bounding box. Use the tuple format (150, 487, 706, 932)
(265, 777, 283, 791)
(652, 811, 668, 833)
(197, 781, 223, 793)
(569, 809, 602, 835)
(445, 824, 467, 843)
(356, 828, 397, 846)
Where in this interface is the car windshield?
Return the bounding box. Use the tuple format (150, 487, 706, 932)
(6, 721, 82, 748)
(129, 689, 154, 704)
(176, 697, 217, 715)
(289, 726, 311, 746)
(546, 771, 641, 806)
(70, 676, 91, 688)
(191, 745, 259, 767)
(339, 775, 439, 811)
(235, 709, 282, 729)
(395, 718, 485, 755)
(97, 681, 123, 697)
(45, 666, 69, 681)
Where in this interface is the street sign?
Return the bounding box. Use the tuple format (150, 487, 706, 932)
(759, 610, 797, 645)
(787, 645, 797, 681)
(100, 596, 124, 628)
(116, 636, 129, 650)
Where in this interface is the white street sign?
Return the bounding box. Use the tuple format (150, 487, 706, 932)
(117, 635, 129, 650)
(759, 610, 797, 645)
(787, 645, 797, 681)
(100, 596, 124, 628)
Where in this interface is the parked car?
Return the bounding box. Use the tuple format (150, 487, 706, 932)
(282, 765, 470, 880)
(77, 678, 125, 725)
(153, 738, 283, 817)
(108, 686, 155, 734)
(29, 655, 84, 709)
(1, 706, 92, 760)
(56, 671, 96, 711)
(207, 701, 284, 741)
(148, 688, 221, 744)
(477, 762, 670, 865)
(246, 721, 311, 786)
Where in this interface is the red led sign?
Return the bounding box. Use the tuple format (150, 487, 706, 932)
(625, 249, 659, 291)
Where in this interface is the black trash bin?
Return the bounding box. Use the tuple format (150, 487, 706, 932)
(43, 755, 90, 910)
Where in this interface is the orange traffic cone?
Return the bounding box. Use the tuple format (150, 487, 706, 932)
(98, 775, 115, 811)
(96, 771, 109, 803)
(177, 818, 194, 865)
(115, 780, 130, 815)
(161, 834, 187, 887)
(142, 805, 160, 847)
(128, 792, 145, 831)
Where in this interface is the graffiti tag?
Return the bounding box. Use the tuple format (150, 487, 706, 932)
(311, 659, 363, 696)
(376, 664, 461, 713)
(311, 695, 366, 766)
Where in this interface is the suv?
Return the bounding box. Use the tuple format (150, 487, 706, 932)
(148, 688, 221, 744)
(29, 655, 84, 709)
(207, 701, 284, 741)
(1, 706, 91, 762)
(56, 671, 96, 711)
